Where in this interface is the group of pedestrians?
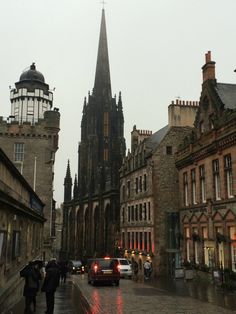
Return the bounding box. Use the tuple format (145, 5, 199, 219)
(20, 258, 68, 314)
(131, 258, 153, 281)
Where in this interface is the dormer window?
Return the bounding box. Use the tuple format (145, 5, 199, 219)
(200, 121, 205, 134)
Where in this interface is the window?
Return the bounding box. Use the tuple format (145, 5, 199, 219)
(139, 232, 143, 250)
(224, 155, 233, 198)
(144, 232, 147, 250)
(143, 203, 147, 220)
(135, 178, 138, 194)
(191, 169, 196, 204)
(199, 165, 206, 203)
(136, 232, 139, 249)
(12, 231, 20, 259)
(127, 232, 130, 249)
(132, 232, 134, 249)
(148, 232, 152, 252)
(122, 185, 125, 201)
(131, 206, 134, 221)
(202, 227, 208, 239)
(122, 232, 125, 248)
(183, 172, 188, 206)
(135, 205, 138, 221)
(139, 176, 142, 192)
(166, 146, 172, 155)
(213, 159, 221, 200)
(0, 231, 6, 261)
(127, 181, 130, 197)
(128, 206, 130, 222)
(144, 174, 147, 191)
(148, 202, 151, 221)
(122, 207, 125, 223)
(200, 121, 205, 134)
(14, 143, 24, 162)
(139, 204, 142, 221)
(103, 112, 109, 137)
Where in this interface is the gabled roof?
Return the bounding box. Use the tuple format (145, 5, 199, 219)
(145, 125, 169, 152)
(215, 83, 236, 110)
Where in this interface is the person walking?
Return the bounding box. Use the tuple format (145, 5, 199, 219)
(20, 261, 42, 313)
(143, 259, 152, 280)
(59, 260, 68, 283)
(41, 259, 60, 314)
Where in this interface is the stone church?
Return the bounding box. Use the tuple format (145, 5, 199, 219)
(61, 9, 126, 260)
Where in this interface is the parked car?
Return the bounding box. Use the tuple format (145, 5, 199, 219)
(114, 258, 132, 278)
(87, 257, 120, 286)
(69, 260, 84, 274)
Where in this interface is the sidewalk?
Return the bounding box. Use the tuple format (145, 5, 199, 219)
(6, 277, 90, 314)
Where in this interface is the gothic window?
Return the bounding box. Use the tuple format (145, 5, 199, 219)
(132, 232, 135, 249)
(224, 155, 233, 198)
(213, 159, 221, 200)
(183, 172, 188, 206)
(103, 147, 108, 161)
(199, 121, 205, 134)
(14, 143, 24, 162)
(122, 185, 125, 201)
(127, 181, 130, 197)
(191, 169, 197, 204)
(203, 97, 209, 110)
(103, 112, 109, 137)
(199, 165, 206, 203)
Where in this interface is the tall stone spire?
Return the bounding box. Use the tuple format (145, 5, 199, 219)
(64, 160, 72, 202)
(93, 9, 111, 99)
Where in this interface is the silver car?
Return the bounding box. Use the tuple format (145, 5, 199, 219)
(115, 258, 132, 278)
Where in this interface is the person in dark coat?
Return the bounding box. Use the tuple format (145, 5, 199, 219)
(59, 260, 68, 283)
(20, 261, 42, 313)
(41, 259, 60, 314)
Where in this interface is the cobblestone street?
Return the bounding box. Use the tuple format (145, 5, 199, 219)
(73, 274, 236, 314)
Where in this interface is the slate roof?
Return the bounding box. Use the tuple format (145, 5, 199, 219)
(145, 124, 169, 153)
(215, 83, 236, 110)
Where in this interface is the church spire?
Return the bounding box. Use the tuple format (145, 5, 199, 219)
(93, 9, 111, 99)
(64, 159, 72, 202)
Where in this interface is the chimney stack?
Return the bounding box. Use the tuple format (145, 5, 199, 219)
(202, 51, 216, 83)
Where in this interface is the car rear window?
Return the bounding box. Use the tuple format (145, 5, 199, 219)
(98, 260, 114, 269)
(119, 260, 129, 265)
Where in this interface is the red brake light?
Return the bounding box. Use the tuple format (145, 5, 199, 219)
(94, 264, 98, 272)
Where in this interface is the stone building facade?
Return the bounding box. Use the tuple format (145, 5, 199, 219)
(0, 64, 60, 260)
(176, 51, 236, 271)
(120, 101, 198, 277)
(0, 147, 45, 313)
(61, 9, 125, 261)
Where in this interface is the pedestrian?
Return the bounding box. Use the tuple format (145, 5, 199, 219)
(132, 259, 139, 281)
(20, 261, 42, 313)
(41, 258, 60, 314)
(59, 260, 68, 283)
(143, 259, 152, 279)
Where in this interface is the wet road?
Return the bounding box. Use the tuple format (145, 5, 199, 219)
(6, 279, 89, 314)
(73, 274, 236, 314)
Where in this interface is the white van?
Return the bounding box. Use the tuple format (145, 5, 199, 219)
(114, 258, 132, 278)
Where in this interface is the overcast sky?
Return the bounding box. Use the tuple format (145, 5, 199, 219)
(1, 0, 236, 206)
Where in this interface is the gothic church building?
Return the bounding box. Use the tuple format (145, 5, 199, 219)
(61, 9, 125, 260)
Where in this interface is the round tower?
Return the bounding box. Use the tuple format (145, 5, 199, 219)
(10, 63, 53, 124)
